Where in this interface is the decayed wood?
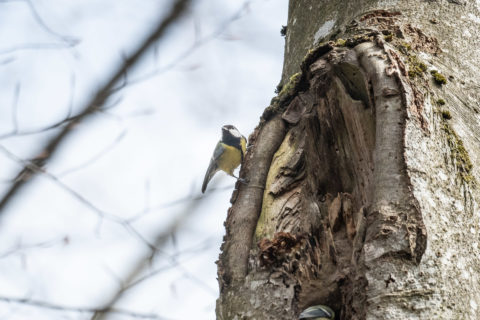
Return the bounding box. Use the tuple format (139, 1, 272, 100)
(217, 29, 426, 317)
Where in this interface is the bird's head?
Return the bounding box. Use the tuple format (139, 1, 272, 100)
(222, 125, 243, 141)
(298, 305, 335, 320)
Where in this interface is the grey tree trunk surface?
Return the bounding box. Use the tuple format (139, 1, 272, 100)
(216, 1, 480, 319)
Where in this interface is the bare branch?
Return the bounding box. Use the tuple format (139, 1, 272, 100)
(11, 82, 20, 132)
(0, 236, 68, 259)
(0, 0, 79, 48)
(0, 0, 191, 215)
(66, 73, 76, 119)
(0, 296, 172, 319)
(23, 0, 79, 45)
(0, 112, 79, 140)
(122, 237, 217, 293)
(0, 42, 77, 56)
(111, 1, 251, 92)
(0, 56, 16, 65)
(0, 96, 124, 141)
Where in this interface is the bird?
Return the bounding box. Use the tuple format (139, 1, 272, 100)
(298, 305, 335, 320)
(201, 125, 247, 193)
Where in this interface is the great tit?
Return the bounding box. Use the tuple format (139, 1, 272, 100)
(201, 125, 247, 193)
(298, 305, 335, 320)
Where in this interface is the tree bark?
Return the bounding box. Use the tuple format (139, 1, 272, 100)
(217, 1, 480, 319)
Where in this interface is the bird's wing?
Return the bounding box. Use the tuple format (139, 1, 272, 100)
(201, 141, 224, 193)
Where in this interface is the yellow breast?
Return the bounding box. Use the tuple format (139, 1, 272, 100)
(218, 143, 242, 175)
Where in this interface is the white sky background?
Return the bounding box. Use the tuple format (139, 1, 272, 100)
(0, 0, 288, 319)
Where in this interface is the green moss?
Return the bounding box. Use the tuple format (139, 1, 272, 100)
(274, 83, 282, 94)
(431, 70, 447, 85)
(301, 42, 334, 72)
(347, 34, 371, 47)
(408, 70, 419, 79)
(409, 66, 422, 78)
(303, 42, 331, 61)
(398, 42, 412, 54)
(441, 110, 452, 120)
(407, 55, 428, 79)
(278, 72, 302, 98)
(436, 98, 446, 106)
(384, 34, 393, 42)
(335, 38, 346, 47)
(442, 121, 474, 184)
(271, 72, 302, 104)
(354, 34, 370, 41)
(263, 72, 303, 120)
(266, 38, 339, 120)
(402, 42, 412, 50)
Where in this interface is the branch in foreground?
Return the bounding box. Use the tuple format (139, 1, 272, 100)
(0, 296, 171, 320)
(0, 0, 191, 215)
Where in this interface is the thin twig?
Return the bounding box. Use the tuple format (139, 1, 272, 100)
(0, 42, 77, 56)
(0, 56, 16, 65)
(0, 113, 80, 140)
(0, 97, 124, 141)
(66, 73, 76, 119)
(122, 237, 217, 292)
(0, 0, 79, 48)
(11, 82, 20, 132)
(0, 296, 172, 319)
(24, 0, 79, 45)
(111, 1, 251, 92)
(0, 236, 68, 259)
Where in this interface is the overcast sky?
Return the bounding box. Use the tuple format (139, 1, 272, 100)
(0, 0, 288, 319)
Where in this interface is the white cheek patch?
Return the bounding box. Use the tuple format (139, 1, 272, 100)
(230, 128, 242, 138)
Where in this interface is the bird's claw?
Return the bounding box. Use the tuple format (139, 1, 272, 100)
(237, 177, 249, 185)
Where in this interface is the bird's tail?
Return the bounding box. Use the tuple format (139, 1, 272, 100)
(201, 162, 217, 193)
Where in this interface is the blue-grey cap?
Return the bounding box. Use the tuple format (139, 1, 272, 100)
(298, 305, 335, 319)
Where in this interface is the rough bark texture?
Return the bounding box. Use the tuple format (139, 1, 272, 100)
(217, 1, 480, 319)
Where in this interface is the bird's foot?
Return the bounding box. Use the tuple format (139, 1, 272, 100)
(236, 177, 249, 185)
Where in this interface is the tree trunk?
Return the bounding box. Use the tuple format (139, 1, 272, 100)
(216, 1, 480, 319)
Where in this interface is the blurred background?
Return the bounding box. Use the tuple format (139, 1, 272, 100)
(0, 0, 287, 319)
